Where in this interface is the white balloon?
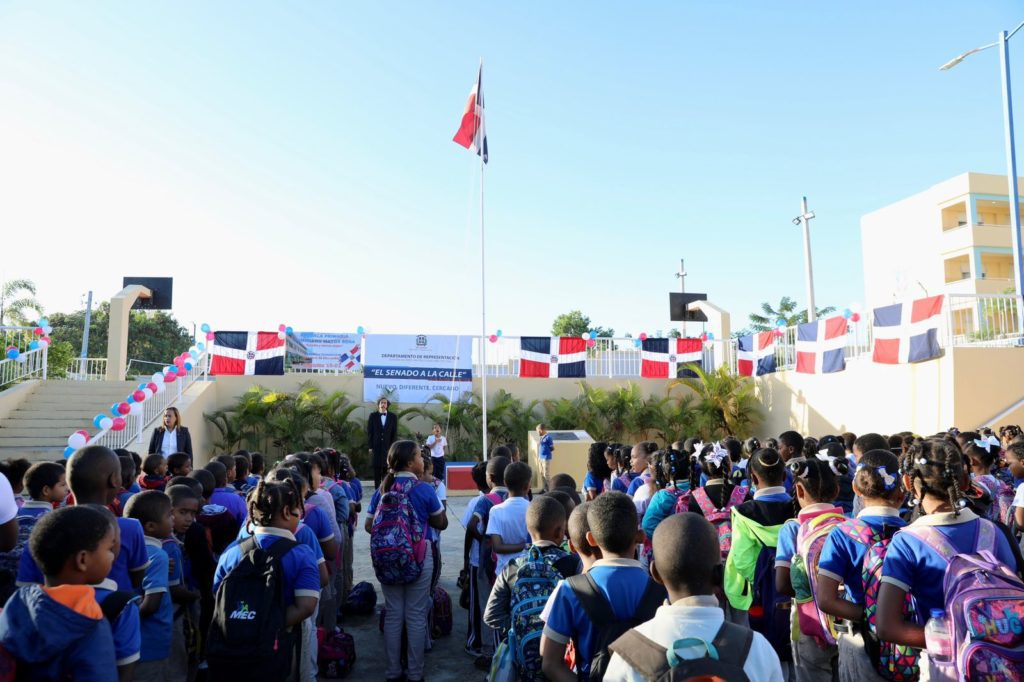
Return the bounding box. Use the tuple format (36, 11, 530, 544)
(129, 403, 143, 416)
(142, 388, 154, 400)
(277, 331, 286, 340)
(38, 339, 48, 348)
(151, 372, 164, 384)
(99, 417, 113, 430)
(68, 433, 87, 449)
(153, 383, 165, 394)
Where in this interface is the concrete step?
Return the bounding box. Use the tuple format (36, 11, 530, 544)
(0, 418, 98, 429)
(0, 426, 99, 437)
(0, 446, 65, 463)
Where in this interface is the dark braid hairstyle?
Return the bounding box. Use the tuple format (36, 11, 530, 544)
(749, 447, 786, 488)
(788, 455, 847, 512)
(654, 449, 691, 489)
(901, 438, 968, 516)
(587, 442, 612, 482)
(266, 466, 309, 496)
(853, 449, 903, 501)
(379, 440, 421, 495)
(246, 477, 303, 528)
(963, 438, 998, 474)
(699, 443, 732, 481)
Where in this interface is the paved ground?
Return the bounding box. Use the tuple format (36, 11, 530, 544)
(344, 489, 479, 682)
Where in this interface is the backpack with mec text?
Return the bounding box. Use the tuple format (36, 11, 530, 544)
(691, 486, 748, 560)
(791, 510, 846, 647)
(905, 520, 1024, 679)
(838, 519, 920, 682)
(566, 572, 667, 681)
(207, 536, 299, 680)
(370, 478, 427, 586)
(608, 620, 753, 682)
(507, 545, 566, 681)
(0, 513, 43, 604)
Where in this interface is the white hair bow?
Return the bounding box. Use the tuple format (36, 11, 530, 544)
(974, 435, 1000, 451)
(691, 441, 705, 456)
(705, 442, 729, 467)
(816, 450, 844, 476)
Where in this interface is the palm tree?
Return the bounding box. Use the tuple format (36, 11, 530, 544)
(671, 366, 762, 439)
(0, 278, 43, 327)
(748, 296, 836, 332)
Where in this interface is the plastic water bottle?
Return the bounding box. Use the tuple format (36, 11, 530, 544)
(924, 609, 952, 664)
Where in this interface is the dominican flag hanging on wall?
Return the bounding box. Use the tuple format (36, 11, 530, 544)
(520, 337, 586, 378)
(796, 317, 848, 374)
(453, 64, 488, 163)
(640, 338, 703, 378)
(210, 331, 286, 376)
(737, 331, 777, 377)
(872, 295, 945, 364)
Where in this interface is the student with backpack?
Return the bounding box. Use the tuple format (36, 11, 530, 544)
(620, 442, 654, 496)
(878, 439, 1023, 681)
(209, 478, 320, 681)
(0, 462, 65, 602)
(813, 449, 911, 682)
(567, 502, 602, 571)
(724, 448, 794, 668)
(469, 456, 511, 670)
(604, 512, 784, 682)
(640, 449, 694, 552)
(484, 496, 581, 678)
(365, 440, 447, 682)
(690, 442, 749, 559)
(462, 462, 491, 658)
(775, 456, 848, 682)
(540, 492, 666, 682)
(965, 436, 1014, 524)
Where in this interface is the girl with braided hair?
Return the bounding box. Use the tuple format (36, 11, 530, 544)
(640, 448, 696, 541)
(876, 439, 1017, 654)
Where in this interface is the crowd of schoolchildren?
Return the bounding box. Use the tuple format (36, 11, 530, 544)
(2, 422, 1024, 681)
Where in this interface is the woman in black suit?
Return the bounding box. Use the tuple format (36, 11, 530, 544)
(148, 406, 193, 457)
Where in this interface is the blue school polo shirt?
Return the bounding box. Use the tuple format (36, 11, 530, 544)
(17, 501, 53, 519)
(582, 472, 603, 496)
(349, 478, 363, 502)
(542, 558, 654, 680)
(237, 520, 326, 566)
(17, 516, 149, 591)
(611, 471, 640, 494)
(162, 537, 183, 590)
(366, 473, 444, 527)
(817, 506, 906, 605)
(302, 503, 335, 544)
(214, 527, 321, 604)
(140, 537, 172, 662)
(94, 577, 142, 666)
(209, 487, 247, 525)
(881, 510, 1017, 617)
(626, 474, 647, 497)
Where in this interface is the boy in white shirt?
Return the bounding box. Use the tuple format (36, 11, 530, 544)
(604, 513, 784, 682)
(485, 462, 532, 576)
(425, 424, 448, 484)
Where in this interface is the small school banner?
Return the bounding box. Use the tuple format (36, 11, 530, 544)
(640, 338, 703, 378)
(362, 334, 472, 403)
(293, 332, 362, 371)
(210, 332, 285, 376)
(519, 337, 587, 378)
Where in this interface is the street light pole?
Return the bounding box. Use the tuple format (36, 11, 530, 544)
(999, 30, 1024, 332)
(941, 21, 1024, 332)
(794, 197, 818, 322)
(675, 258, 687, 336)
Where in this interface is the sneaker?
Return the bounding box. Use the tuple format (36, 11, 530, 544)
(473, 654, 491, 671)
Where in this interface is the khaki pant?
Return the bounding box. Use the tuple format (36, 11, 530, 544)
(837, 631, 889, 682)
(168, 617, 186, 682)
(539, 458, 551, 491)
(791, 609, 836, 682)
(134, 658, 170, 682)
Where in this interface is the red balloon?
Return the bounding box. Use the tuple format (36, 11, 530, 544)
(850, 312, 861, 323)
(146, 382, 158, 392)
(488, 334, 497, 343)
(111, 417, 126, 432)
(132, 390, 146, 402)
(206, 332, 215, 341)
(164, 372, 177, 383)
(33, 327, 43, 336)
(774, 329, 784, 338)
(116, 402, 131, 415)
(639, 333, 648, 341)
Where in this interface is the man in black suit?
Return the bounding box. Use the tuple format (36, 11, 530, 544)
(367, 398, 398, 489)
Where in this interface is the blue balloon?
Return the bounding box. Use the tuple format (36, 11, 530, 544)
(5, 349, 18, 360)
(63, 446, 75, 459)
(200, 323, 210, 333)
(357, 326, 365, 335)
(707, 332, 715, 341)
(93, 415, 105, 429)
(28, 340, 39, 350)
(39, 318, 48, 327)
(189, 350, 199, 359)
(183, 361, 194, 371)
(126, 396, 135, 404)
(634, 339, 642, 348)
(842, 308, 852, 319)
(164, 366, 176, 375)
(776, 319, 786, 328)
(111, 403, 120, 416)
(496, 329, 503, 337)
(196, 342, 206, 352)
(285, 326, 293, 336)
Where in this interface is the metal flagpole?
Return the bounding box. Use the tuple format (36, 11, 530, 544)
(479, 59, 489, 461)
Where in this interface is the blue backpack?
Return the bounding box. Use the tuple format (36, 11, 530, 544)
(370, 479, 427, 585)
(0, 513, 43, 603)
(747, 541, 792, 663)
(507, 545, 566, 680)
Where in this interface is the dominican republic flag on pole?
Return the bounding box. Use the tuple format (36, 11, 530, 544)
(520, 337, 586, 378)
(737, 331, 777, 377)
(452, 63, 488, 163)
(796, 317, 848, 374)
(872, 295, 945, 364)
(640, 338, 703, 378)
(210, 332, 286, 376)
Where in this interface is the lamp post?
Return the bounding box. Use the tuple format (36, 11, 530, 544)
(793, 197, 817, 323)
(941, 21, 1024, 332)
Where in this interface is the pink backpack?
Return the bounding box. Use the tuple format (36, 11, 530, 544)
(905, 520, 1024, 679)
(975, 474, 1015, 525)
(791, 509, 846, 647)
(670, 485, 692, 515)
(690, 486, 748, 559)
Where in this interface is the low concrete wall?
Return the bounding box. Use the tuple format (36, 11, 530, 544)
(0, 380, 38, 422)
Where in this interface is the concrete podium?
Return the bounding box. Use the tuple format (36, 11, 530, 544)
(527, 429, 595, 491)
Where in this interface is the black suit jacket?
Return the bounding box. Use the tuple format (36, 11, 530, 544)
(148, 426, 193, 457)
(367, 411, 398, 467)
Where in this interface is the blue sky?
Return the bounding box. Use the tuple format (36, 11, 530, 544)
(1, 2, 1022, 338)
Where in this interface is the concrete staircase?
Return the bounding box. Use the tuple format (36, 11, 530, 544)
(0, 380, 141, 461)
